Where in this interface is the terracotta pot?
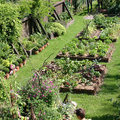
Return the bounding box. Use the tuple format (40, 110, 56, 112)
(42, 46, 44, 50)
(34, 51, 39, 54)
(19, 63, 23, 67)
(47, 43, 49, 46)
(16, 66, 20, 71)
(39, 48, 42, 52)
(44, 44, 47, 48)
(13, 69, 15, 74)
(5, 73, 9, 79)
(23, 60, 26, 65)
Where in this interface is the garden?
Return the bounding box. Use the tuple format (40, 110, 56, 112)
(1, 0, 120, 120)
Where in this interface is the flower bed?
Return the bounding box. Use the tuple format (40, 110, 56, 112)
(57, 38, 115, 62)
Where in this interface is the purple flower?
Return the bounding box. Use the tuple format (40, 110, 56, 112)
(49, 90, 52, 93)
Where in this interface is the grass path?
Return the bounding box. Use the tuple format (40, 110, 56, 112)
(62, 38, 120, 120)
(9, 16, 85, 86)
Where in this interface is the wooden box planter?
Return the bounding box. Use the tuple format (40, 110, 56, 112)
(76, 30, 117, 42)
(57, 43, 115, 62)
(60, 65, 107, 95)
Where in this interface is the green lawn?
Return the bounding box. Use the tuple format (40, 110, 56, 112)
(8, 15, 85, 87)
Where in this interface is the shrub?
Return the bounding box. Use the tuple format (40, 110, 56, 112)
(50, 22, 66, 36)
(2, 68, 10, 74)
(33, 46, 39, 51)
(20, 55, 26, 61)
(13, 61, 19, 66)
(0, 3, 21, 44)
(17, 58, 22, 63)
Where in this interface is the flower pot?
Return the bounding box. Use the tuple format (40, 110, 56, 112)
(16, 66, 20, 71)
(23, 60, 26, 65)
(34, 51, 39, 54)
(44, 44, 47, 48)
(47, 43, 49, 46)
(19, 63, 23, 67)
(13, 69, 15, 75)
(39, 48, 42, 52)
(42, 46, 45, 50)
(5, 73, 9, 79)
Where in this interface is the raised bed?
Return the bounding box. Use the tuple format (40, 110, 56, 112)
(57, 43, 115, 62)
(60, 65, 107, 95)
(76, 30, 117, 42)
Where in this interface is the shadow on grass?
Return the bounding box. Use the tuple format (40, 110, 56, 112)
(99, 74, 120, 94)
(92, 115, 117, 120)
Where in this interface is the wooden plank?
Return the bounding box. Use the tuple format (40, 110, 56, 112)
(11, 44, 19, 55)
(18, 42, 29, 57)
(54, 9, 61, 21)
(63, 2, 73, 20)
(54, 0, 64, 7)
(36, 19, 47, 36)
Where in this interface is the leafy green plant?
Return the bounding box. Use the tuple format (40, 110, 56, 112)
(0, 3, 22, 44)
(13, 61, 19, 66)
(20, 55, 26, 61)
(50, 22, 66, 36)
(17, 58, 22, 63)
(2, 68, 10, 74)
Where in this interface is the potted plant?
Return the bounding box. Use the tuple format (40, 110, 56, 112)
(20, 55, 27, 65)
(37, 44, 42, 52)
(33, 47, 39, 54)
(3, 67, 10, 79)
(13, 61, 19, 71)
(17, 58, 23, 67)
(10, 64, 16, 75)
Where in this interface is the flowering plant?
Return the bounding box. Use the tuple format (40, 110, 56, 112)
(10, 64, 15, 70)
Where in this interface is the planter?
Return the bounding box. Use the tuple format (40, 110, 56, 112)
(47, 43, 49, 46)
(60, 65, 107, 95)
(16, 66, 20, 71)
(57, 43, 115, 62)
(42, 46, 45, 50)
(23, 60, 27, 65)
(34, 51, 39, 54)
(5, 73, 10, 79)
(39, 48, 42, 52)
(13, 69, 16, 74)
(44, 44, 47, 48)
(19, 63, 23, 67)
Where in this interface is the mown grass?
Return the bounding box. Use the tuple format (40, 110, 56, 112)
(61, 39, 120, 120)
(8, 15, 85, 87)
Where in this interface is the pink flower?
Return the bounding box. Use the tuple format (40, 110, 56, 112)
(49, 90, 52, 93)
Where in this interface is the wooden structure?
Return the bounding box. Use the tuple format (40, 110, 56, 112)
(53, 0, 73, 20)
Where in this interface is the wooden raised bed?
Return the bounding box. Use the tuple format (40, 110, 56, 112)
(76, 30, 117, 42)
(57, 43, 115, 62)
(60, 65, 107, 95)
